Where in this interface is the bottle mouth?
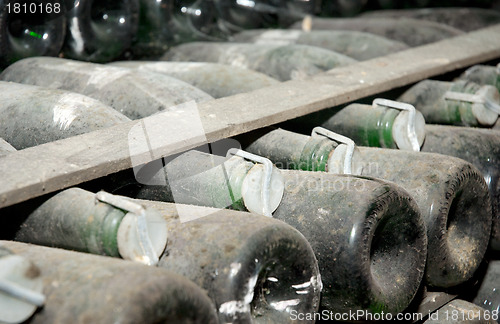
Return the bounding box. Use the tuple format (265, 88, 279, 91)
(443, 186, 491, 285)
(427, 167, 492, 288)
(218, 229, 321, 323)
(368, 195, 427, 314)
(6, 9, 62, 58)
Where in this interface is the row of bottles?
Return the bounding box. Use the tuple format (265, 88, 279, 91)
(2, 2, 500, 68)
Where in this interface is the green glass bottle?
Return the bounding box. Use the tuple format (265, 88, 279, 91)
(1, 241, 219, 324)
(15, 188, 168, 265)
(288, 100, 426, 151)
(399, 79, 499, 127)
(242, 127, 492, 288)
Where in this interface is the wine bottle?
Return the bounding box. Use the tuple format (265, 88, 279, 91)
(0, 138, 15, 157)
(421, 125, 500, 251)
(241, 127, 492, 288)
(398, 80, 500, 127)
(0, 81, 130, 149)
(172, 0, 225, 41)
(291, 17, 463, 47)
(110, 61, 279, 98)
(287, 101, 427, 151)
(0, 245, 44, 324)
(214, 0, 316, 33)
(362, 7, 500, 32)
(133, 150, 427, 315)
(162, 42, 356, 81)
(62, 0, 140, 62)
(459, 64, 500, 93)
(425, 299, 494, 323)
(15, 188, 168, 265)
(0, 0, 66, 68)
(131, 0, 173, 59)
(0, 57, 213, 119)
(1, 241, 219, 324)
(10, 189, 322, 323)
(231, 29, 408, 61)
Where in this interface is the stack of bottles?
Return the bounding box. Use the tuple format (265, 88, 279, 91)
(1, 0, 500, 68)
(1, 1, 500, 323)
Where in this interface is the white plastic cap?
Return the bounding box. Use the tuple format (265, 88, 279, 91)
(117, 209, 168, 265)
(393, 110, 426, 151)
(472, 85, 499, 126)
(0, 254, 44, 324)
(241, 164, 285, 216)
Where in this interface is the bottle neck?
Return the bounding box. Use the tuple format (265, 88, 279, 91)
(360, 107, 399, 149)
(299, 137, 336, 172)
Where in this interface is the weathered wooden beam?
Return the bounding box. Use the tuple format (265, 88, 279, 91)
(1, 24, 500, 209)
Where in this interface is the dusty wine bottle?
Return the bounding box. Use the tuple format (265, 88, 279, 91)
(459, 64, 500, 93)
(362, 7, 500, 32)
(0, 81, 130, 149)
(0, 57, 213, 119)
(420, 125, 500, 251)
(0, 245, 45, 324)
(291, 17, 463, 47)
(109, 61, 279, 98)
(141, 199, 322, 323)
(11, 189, 323, 323)
(15, 188, 168, 266)
(62, 0, 140, 62)
(0, 241, 219, 324)
(288, 99, 426, 151)
(0, 0, 66, 68)
(398, 79, 500, 127)
(241, 127, 492, 288)
(133, 150, 427, 315)
(162, 42, 356, 81)
(424, 299, 494, 324)
(231, 29, 408, 61)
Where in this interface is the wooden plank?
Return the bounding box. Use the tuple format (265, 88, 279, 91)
(1, 24, 500, 209)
